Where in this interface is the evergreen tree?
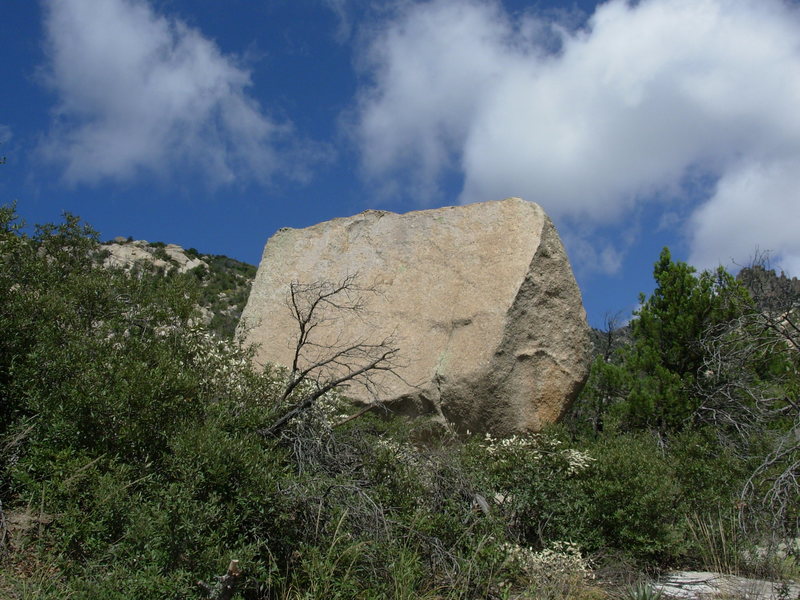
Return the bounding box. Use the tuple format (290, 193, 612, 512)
(621, 248, 751, 432)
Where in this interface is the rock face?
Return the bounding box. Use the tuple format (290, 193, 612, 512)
(100, 240, 207, 273)
(654, 571, 800, 600)
(237, 198, 591, 435)
(98, 239, 257, 338)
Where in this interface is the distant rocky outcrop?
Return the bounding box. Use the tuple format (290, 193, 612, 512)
(238, 198, 592, 436)
(101, 238, 207, 273)
(99, 238, 256, 338)
(737, 264, 800, 314)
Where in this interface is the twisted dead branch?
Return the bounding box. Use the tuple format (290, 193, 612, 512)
(259, 274, 402, 438)
(695, 259, 800, 537)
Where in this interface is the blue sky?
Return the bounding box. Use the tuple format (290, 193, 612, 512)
(3, 0, 800, 328)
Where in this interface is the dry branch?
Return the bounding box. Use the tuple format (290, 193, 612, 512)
(696, 256, 800, 536)
(197, 560, 242, 600)
(259, 275, 402, 437)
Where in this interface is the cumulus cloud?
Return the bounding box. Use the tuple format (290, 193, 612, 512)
(563, 231, 626, 276)
(689, 158, 800, 274)
(354, 0, 516, 199)
(354, 0, 800, 273)
(39, 0, 309, 186)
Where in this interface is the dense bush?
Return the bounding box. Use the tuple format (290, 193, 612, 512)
(603, 248, 752, 433)
(468, 431, 592, 547)
(467, 428, 691, 565)
(567, 247, 799, 571)
(0, 208, 513, 597)
(1, 208, 796, 597)
(580, 433, 685, 562)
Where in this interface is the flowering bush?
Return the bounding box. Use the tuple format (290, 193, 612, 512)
(502, 541, 593, 599)
(472, 432, 595, 547)
(183, 327, 253, 393)
(480, 432, 594, 474)
(472, 428, 689, 564)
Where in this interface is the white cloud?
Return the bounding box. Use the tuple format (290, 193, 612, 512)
(689, 158, 800, 274)
(563, 231, 625, 275)
(0, 125, 11, 146)
(39, 0, 307, 186)
(354, 0, 800, 274)
(354, 0, 518, 199)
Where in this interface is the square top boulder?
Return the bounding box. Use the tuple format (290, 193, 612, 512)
(237, 197, 591, 435)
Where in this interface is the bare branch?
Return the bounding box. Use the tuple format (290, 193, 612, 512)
(261, 274, 402, 437)
(696, 261, 800, 537)
(262, 347, 398, 437)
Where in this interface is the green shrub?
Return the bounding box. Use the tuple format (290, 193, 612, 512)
(669, 428, 747, 513)
(464, 428, 689, 565)
(468, 430, 593, 548)
(7, 208, 776, 596)
(580, 433, 686, 563)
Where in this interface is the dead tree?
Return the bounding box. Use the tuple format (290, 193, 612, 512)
(259, 274, 401, 437)
(734, 304, 800, 538)
(696, 257, 800, 537)
(197, 560, 242, 600)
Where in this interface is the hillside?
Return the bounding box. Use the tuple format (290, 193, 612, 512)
(99, 237, 256, 338)
(737, 264, 800, 313)
(1, 210, 798, 599)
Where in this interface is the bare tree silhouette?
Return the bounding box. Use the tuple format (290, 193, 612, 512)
(259, 274, 401, 437)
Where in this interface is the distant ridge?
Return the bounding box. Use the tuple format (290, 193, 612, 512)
(737, 265, 800, 314)
(100, 237, 256, 338)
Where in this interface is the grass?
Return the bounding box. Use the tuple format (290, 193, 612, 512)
(687, 511, 749, 576)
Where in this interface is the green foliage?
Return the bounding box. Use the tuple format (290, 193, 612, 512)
(622, 248, 752, 431)
(570, 354, 629, 436)
(468, 431, 592, 548)
(580, 433, 686, 562)
(152, 245, 171, 262)
(2, 230, 200, 471)
(571, 248, 753, 436)
(0, 207, 514, 597)
(570, 246, 800, 572)
(2, 213, 793, 597)
(466, 429, 688, 565)
(0, 207, 286, 595)
(669, 428, 748, 511)
(192, 253, 257, 338)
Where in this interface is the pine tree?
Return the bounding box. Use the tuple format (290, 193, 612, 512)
(621, 248, 751, 432)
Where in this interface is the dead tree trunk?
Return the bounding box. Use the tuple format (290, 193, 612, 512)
(197, 560, 242, 600)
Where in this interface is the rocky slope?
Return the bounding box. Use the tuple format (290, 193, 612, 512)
(100, 237, 256, 338)
(737, 264, 800, 313)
